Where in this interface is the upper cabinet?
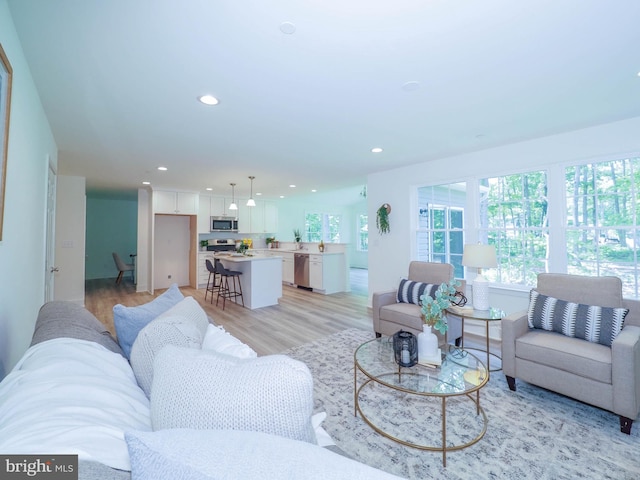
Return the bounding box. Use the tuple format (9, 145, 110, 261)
(154, 190, 198, 215)
(237, 200, 278, 234)
(197, 195, 236, 233)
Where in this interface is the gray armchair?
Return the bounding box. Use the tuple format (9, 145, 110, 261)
(372, 261, 464, 345)
(502, 273, 640, 434)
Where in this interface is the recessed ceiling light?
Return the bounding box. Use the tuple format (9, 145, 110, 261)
(280, 195, 285, 199)
(157, 166, 168, 171)
(256, 192, 262, 196)
(279, 21, 296, 34)
(142, 181, 150, 185)
(371, 147, 383, 153)
(311, 189, 317, 193)
(289, 184, 296, 188)
(206, 187, 213, 191)
(198, 95, 219, 105)
(402, 81, 420, 92)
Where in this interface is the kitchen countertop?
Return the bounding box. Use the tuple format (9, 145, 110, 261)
(213, 252, 282, 262)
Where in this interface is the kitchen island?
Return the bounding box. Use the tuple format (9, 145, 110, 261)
(215, 253, 283, 309)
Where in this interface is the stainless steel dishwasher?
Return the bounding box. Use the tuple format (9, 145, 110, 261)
(294, 253, 310, 288)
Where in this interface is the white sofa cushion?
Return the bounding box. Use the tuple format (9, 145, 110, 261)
(150, 345, 316, 444)
(201, 324, 257, 359)
(130, 297, 209, 397)
(126, 429, 403, 480)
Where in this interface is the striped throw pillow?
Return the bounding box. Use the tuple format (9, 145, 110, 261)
(396, 279, 439, 305)
(527, 290, 628, 347)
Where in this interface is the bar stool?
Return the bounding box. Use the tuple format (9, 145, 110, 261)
(204, 259, 221, 303)
(214, 258, 244, 310)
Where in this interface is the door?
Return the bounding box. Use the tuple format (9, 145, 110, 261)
(44, 163, 57, 302)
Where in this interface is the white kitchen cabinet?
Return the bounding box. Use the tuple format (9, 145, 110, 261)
(198, 252, 215, 288)
(264, 201, 278, 233)
(309, 254, 323, 290)
(154, 190, 198, 215)
(282, 252, 294, 284)
(237, 200, 278, 234)
(198, 195, 211, 233)
(237, 201, 251, 233)
(198, 196, 232, 233)
(210, 197, 227, 217)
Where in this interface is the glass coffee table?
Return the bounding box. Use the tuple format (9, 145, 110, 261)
(354, 337, 488, 467)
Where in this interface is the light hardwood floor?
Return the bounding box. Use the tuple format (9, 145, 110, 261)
(85, 269, 372, 355)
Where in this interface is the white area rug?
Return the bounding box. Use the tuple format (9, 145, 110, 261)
(282, 328, 640, 480)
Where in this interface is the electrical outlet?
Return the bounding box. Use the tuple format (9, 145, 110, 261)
(167, 274, 172, 279)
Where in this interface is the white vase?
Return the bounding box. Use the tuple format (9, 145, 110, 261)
(418, 324, 439, 361)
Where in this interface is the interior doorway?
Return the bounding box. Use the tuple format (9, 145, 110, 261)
(153, 215, 191, 289)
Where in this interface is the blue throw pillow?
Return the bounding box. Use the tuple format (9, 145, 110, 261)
(113, 283, 184, 358)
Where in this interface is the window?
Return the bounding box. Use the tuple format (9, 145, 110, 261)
(416, 183, 465, 278)
(480, 172, 549, 286)
(305, 212, 342, 243)
(565, 158, 640, 298)
(358, 214, 368, 252)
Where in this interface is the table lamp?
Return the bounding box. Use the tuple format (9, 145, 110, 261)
(462, 244, 497, 311)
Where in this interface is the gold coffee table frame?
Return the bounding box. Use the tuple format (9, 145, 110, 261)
(447, 307, 504, 372)
(354, 338, 488, 467)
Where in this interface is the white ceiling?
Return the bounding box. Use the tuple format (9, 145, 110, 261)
(8, 0, 640, 201)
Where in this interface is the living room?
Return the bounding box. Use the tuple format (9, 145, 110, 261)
(1, 1, 640, 478)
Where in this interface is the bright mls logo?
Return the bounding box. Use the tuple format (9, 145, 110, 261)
(1, 455, 77, 479)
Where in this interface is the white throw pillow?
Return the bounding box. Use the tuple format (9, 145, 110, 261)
(201, 324, 257, 359)
(130, 297, 209, 397)
(151, 345, 317, 444)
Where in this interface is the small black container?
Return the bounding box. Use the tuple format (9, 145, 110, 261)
(392, 330, 418, 367)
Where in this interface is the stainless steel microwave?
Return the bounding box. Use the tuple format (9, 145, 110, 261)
(210, 216, 238, 232)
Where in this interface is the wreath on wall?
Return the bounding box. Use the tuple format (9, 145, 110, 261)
(376, 203, 391, 234)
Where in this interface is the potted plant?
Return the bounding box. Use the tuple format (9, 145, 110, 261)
(293, 228, 302, 248)
(265, 237, 275, 248)
(376, 203, 391, 235)
(418, 279, 461, 362)
(199, 239, 208, 251)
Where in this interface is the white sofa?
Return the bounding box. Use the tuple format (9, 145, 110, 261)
(0, 292, 403, 480)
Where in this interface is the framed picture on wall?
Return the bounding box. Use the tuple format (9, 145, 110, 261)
(0, 43, 12, 241)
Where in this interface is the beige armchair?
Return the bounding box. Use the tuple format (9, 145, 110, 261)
(502, 273, 640, 434)
(372, 261, 464, 345)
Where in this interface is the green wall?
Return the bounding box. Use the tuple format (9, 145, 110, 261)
(85, 195, 138, 280)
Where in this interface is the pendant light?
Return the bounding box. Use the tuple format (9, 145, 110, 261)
(247, 176, 256, 207)
(228, 183, 238, 211)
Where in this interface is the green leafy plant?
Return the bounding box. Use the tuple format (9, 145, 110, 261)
(293, 229, 302, 242)
(265, 236, 275, 245)
(419, 279, 461, 334)
(376, 204, 391, 234)
(199, 240, 208, 248)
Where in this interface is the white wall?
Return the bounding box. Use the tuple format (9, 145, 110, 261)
(0, 0, 58, 378)
(54, 175, 86, 304)
(368, 116, 640, 311)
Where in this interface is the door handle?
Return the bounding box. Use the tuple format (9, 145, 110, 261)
(50, 267, 59, 273)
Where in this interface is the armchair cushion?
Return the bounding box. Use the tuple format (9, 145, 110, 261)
(528, 290, 628, 347)
(396, 278, 438, 305)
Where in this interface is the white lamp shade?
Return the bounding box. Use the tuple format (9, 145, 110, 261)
(228, 202, 238, 210)
(462, 243, 496, 311)
(462, 244, 497, 269)
(246, 198, 256, 207)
